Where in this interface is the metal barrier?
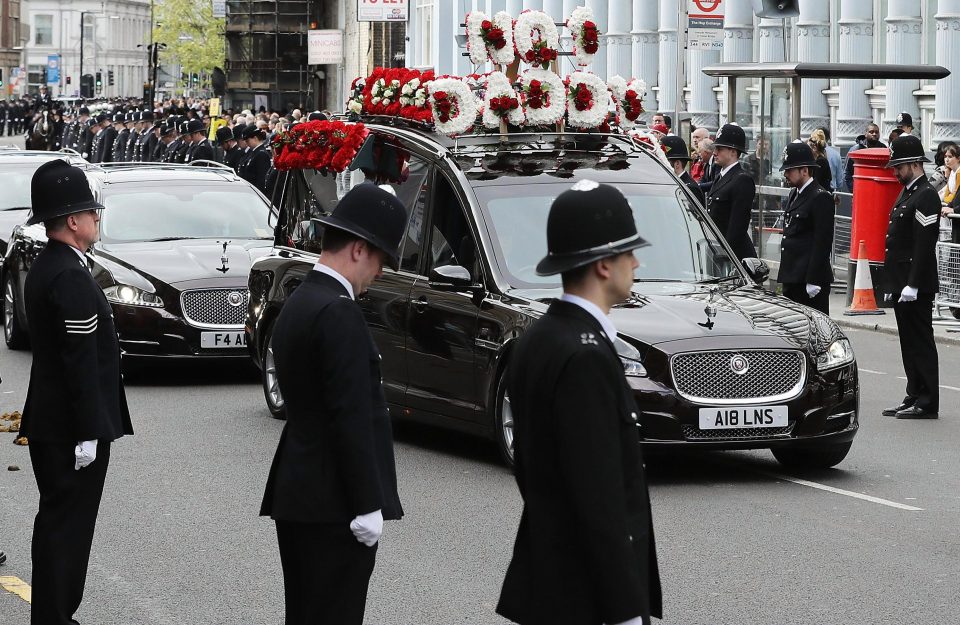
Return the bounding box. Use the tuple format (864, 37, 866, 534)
(936, 241, 960, 320)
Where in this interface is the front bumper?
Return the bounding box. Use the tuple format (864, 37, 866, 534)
(112, 304, 250, 359)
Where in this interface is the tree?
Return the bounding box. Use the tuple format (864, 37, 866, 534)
(153, 0, 225, 86)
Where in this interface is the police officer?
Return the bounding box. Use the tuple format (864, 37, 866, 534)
(100, 112, 123, 163)
(881, 134, 940, 419)
(238, 125, 271, 194)
(21, 159, 134, 625)
(184, 119, 215, 163)
(706, 123, 757, 260)
(497, 180, 661, 625)
(777, 141, 835, 314)
(173, 119, 192, 163)
(88, 114, 109, 164)
(662, 135, 704, 206)
(123, 111, 142, 162)
(143, 117, 161, 162)
(261, 183, 405, 625)
(157, 124, 178, 161)
(112, 112, 132, 162)
(216, 126, 243, 172)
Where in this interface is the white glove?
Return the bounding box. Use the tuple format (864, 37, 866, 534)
(350, 509, 383, 547)
(898, 286, 918, 303)
(606, 618, 644, 625)
(74, 440, 98, 470)
(805, 284, 822, 298)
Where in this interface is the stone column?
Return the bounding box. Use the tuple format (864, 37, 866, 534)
(719, 0, 754, 126)
(835, 1, 874, 147)
(605, 0, 631, 79)
(797, 0, 830, 135)
(506, 0, 524, 15)
(883, 1, 922, 136)
(632, 0, 659, 120)
(585, 0, 609, 78)
(757, 17, 786, 63)
(524, 0, 544, 11)
(687, 47, 720, 133)
(542, 0, 563, 21)
(656, 0, 680, 114)
(934, 0, 960, 144)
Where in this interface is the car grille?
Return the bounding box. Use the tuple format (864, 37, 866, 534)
(671, 349, 805, 404)
(180, 289, 249, 328)
(681, 424, 794, 440)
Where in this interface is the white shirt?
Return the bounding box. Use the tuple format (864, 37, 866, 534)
(796, 177, 814, 197)
(312, 263, 355, 300)
(559, 293, 617, 344)
(906, 174, 925, 192)
(718, 161, 738, 179)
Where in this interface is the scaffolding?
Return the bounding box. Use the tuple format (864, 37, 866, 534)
(225, 0, 315, 112)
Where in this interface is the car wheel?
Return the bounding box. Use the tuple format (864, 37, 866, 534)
(771, 441, 852, 470)
(493, 369, 515, 468)
(261, 323, 286, 420)
(3, 274, 29, 350)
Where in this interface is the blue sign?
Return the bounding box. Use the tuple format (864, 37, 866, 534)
(46, 55, 60, 84)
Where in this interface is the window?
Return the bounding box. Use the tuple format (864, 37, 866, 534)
(416, 0, 434, 67)
(34, 14, 52, 45)
(425, 173, 479, 281)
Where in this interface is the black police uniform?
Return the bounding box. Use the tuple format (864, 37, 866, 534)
(662, 135, 705, 206)
(883, 136, 940, 417)
(21, 161, 133, 625)
(100, 122, 120, 163)
(778, 143, 835, 314)
(497, 183, 661, 625)
(143, 125, 160, 162)
(241, 142, 271, 195)
(223, 145, 243, 172)
(706, 124, 758, 260)
(112, 125, 131, 162)
(260, 184, 406, 625)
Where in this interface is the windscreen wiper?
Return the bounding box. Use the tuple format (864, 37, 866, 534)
(143, 236, 207, 242)
(696, 274, 743, 285)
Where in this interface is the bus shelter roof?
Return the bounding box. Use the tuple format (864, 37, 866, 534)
(701, 62, 950, 80)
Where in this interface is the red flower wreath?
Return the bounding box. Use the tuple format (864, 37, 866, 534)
(272, 121, 370, 172)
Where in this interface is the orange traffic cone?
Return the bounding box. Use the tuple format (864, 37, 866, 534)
(844, 240, 885, 315)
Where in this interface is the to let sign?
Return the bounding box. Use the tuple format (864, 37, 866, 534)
(358, 0, 408, 22)
(688, 0, 724, 50)
(308, 30, 343, 65)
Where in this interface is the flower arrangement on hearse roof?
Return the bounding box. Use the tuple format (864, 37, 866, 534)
(271, 6, 657, 175)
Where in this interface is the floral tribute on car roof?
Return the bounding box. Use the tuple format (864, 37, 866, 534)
(566, 6, 600, 67)
(514, 10, 559, 68)
(466, 11, 515, 66)
(270, 120, 370, 172)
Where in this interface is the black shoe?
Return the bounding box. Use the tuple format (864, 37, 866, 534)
(895, 406, 938, 419)
(882, 402, 913, 416)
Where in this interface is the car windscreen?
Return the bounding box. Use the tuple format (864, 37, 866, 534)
(99, 184, 274, 243)
(0, 162, 54, 210)
(476, 183, 737, 288)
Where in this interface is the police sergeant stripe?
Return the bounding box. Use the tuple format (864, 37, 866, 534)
(915, 211, 938, 227)
(65, 314, 97, 334)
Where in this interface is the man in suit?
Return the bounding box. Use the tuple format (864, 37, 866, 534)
(238, 125, 271, 195)
(706, 123, 757, 260)
(881, 135, 940, 420)
(777, 142, 835, 314)
(261, 184, 406, 625)
(497, 181, 662, 625)
(22, 159, 134, 625)
(217, 126, 243, 172)
(662, 135, 704, 206)
(183, 119, 215, 163)
(696, 139, 718, 190)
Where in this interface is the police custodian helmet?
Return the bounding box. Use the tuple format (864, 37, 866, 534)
(713, 123, 747, 153)
(886, 134, 930, 167)
(779, 141, 819, 171)
(27, 159, 104, 225)
(660, 135, 691, 162)
(313, 183, 408, 271)
(535, 180, 649, 276)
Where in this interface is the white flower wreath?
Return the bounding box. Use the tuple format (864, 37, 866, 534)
(465, 11, 515, 66)
(430, 77, 480, 137)
(566, 6, 599, 67)
(400, 77, 429, 108)
(482, 71, 525, 129)
(465, 12, 490, 66)
(514, 10, 559, 68)
(519, 68, 565, 126)
(566, 71, 609, 129)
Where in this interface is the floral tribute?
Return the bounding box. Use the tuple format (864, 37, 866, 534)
(519, 68, 565, 126)
(346, 77, 365, 115)
(607, 75, 646, 130)
(514, 10, 559, 68)
(465, 11, 515, 66)
(482, 72, 525, 129)
(271, 120, 370, 172)
(430, 76, 481, 136)
(566, 6, 600, 66)
(628, 128, 671, 167)
(565, 71, 609, 129)
(359, 68, 434, 122)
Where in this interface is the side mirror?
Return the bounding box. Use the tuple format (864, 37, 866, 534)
(741, 257, 770, 285)
(428, 265, 475, 291)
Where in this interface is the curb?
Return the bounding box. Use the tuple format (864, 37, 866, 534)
(832, 316, 960, 347)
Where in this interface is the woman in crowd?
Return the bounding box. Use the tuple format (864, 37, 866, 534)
(940, 144, 960, 243)
(807, 130, 834, 192)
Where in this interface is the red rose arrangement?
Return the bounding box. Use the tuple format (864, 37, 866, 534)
(622, 88, 643, 121)
(272, 121, 369, 172)
(480, 19, 508, 50)
(488, 94, 520, 119)
(525, 79, 546, 109)
(570, 82, 594, 111)
(581, 20, 599, 55)
(524, 41, 558, 67)
(432, 91, 457, 124)
(361, 68, 434, 121)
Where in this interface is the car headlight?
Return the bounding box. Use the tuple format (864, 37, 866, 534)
(817, 338, 854, 371)
(616, 338, 648, 377)
(103, 284, 164, 308)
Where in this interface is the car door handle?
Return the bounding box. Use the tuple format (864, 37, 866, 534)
(411, 297, 428, 312)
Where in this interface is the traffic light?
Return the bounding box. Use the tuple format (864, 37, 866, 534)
(80, 74, 94, 98)
(95, 71, 102, 88)
(108, 70, 114, 86)
(66, 75, 71, 85)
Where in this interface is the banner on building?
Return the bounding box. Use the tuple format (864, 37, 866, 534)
(212, 0, 226, 18)
(47, 55, 60, 84)
(308, 29, 343, 65)
(687, 0, 724, 50)
(358, 0, 408, 22)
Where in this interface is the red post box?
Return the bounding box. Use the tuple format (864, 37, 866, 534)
(846, 147, 899, 306)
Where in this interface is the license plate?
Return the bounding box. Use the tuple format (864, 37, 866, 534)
(698, 405, 787, 429)
(200, 331, 247, 349)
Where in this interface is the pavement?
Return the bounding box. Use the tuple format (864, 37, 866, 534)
(827, 289, 960, 346)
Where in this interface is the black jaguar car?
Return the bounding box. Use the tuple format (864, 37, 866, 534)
(245, 123, 858, 469)
(3, 163, 276, 358)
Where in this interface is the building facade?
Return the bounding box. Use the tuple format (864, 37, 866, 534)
(405, 0, 960, 150)
(21, 0, 150, 98)
(0, 0, 23, 97)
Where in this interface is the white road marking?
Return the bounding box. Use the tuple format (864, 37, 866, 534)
(940, 384, 960, 392)
(758, 471, 924, 511)
(859, 368, 887, 375)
